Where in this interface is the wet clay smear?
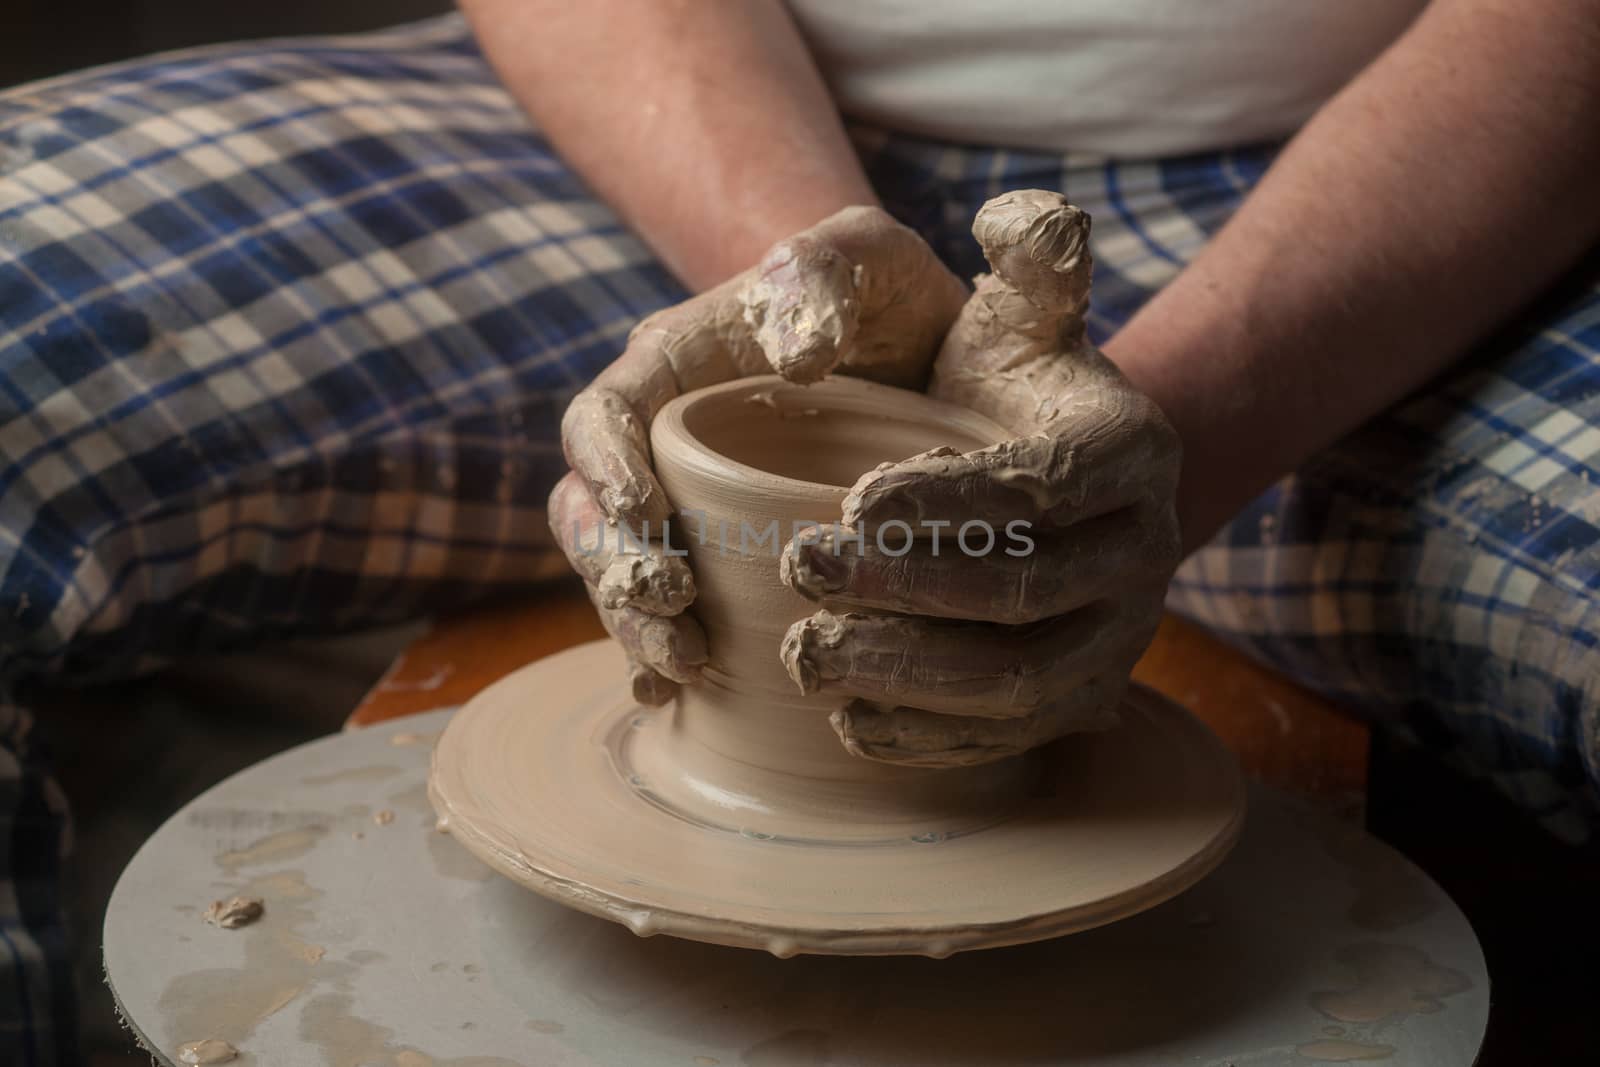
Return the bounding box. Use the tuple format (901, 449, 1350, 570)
(1310, 943, 1471, 1024)
(1295, 1038, 1396, 1062)
(176, 1037, 238, 1064)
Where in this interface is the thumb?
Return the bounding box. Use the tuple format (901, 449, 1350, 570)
(739, 234, 861, 384)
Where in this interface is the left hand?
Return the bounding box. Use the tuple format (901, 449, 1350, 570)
(780, 190, 1182, 767)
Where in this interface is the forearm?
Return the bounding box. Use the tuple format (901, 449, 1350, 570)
(1105, 0, 1600, 552)
(459, 0, 876, 290)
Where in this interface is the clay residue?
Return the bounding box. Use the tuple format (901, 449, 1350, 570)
(301, 765, 405, 787)
(161, 872, 520, 1067)
(373, 809, 396, 826)
(778, 611, 849, 695)
(298, 992, 526, 1067)
(159, 870, 347, 1055)
(177, 1037, 238, 1064)
(598, 552, 695, 615)
(1310, 943, 1471, 1024)
(216, 827, 328, 872)
(1296, 1039, 1396, 1062)
(288, 941, 327, 964)
(526, 1020, 564, 1035)
(203, 896, 264, 929)
(389, 731, 440, 748)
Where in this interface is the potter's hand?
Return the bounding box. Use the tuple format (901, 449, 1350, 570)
(780, 190, 1182, 767)
(551, 206, 968, 703)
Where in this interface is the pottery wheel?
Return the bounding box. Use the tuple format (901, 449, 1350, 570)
(105, 709, 1488, 1066)
(429, 640, 1246, 958)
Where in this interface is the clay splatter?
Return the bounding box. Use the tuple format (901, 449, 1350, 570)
(302, 765, 405, 787)
(1311, 943, 1471, 1024)
(297, 992, 525, 1067)
(1296, 1038, 1396, 1061)
(176, 1037, 238, 1064)
(289, 942, 327, 964)
(203, 897, 264, 929)
(159, 870, 349, 1054)
(216, 827, 327, 871)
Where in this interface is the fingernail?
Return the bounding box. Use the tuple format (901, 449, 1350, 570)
(779, 610, 852, 694)
(630, 664, 677, 707)
(790, 540, 851, 598)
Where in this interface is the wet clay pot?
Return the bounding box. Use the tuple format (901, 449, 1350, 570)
(429, 374, 1245, 957)
(639, 375, 1029, 839)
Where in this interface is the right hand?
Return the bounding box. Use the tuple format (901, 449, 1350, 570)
(549, 206, 968, 704)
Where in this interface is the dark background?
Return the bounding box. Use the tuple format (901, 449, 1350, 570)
(2, 0, 451, 89)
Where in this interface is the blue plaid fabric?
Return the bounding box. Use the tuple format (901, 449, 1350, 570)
(1169, 265, 1600, 844)
(1, 14, 1597, 1061)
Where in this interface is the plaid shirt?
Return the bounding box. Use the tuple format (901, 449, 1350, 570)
(1, 15, 1597, 1063)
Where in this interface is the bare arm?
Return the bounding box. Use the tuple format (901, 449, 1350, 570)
(1105, 0, 1600, 551)
(459, 0, 875, 290)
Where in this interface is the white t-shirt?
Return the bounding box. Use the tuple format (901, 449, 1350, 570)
(785, 0, 1427, 157)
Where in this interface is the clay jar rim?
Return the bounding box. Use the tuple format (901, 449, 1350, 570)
(648, 375, 1011, 507)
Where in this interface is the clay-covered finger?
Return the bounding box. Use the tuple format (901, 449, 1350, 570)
(802, 206, 969, 389)
(626, 655, 679, 707)
(561, 285, 772, 527)
(561, 385, 674, 530)
(739, 234, 860, 384)
(779, 603, 1159, 717)
(590, 591, 708, 687)
(564, 263, 846, 533)
(549, 472, 694, 615)
(829, 672, 1126, 768)
(571, 572, 695, 702)
(841, 400, 1179, 534)
(781, 507, 1173, 624)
